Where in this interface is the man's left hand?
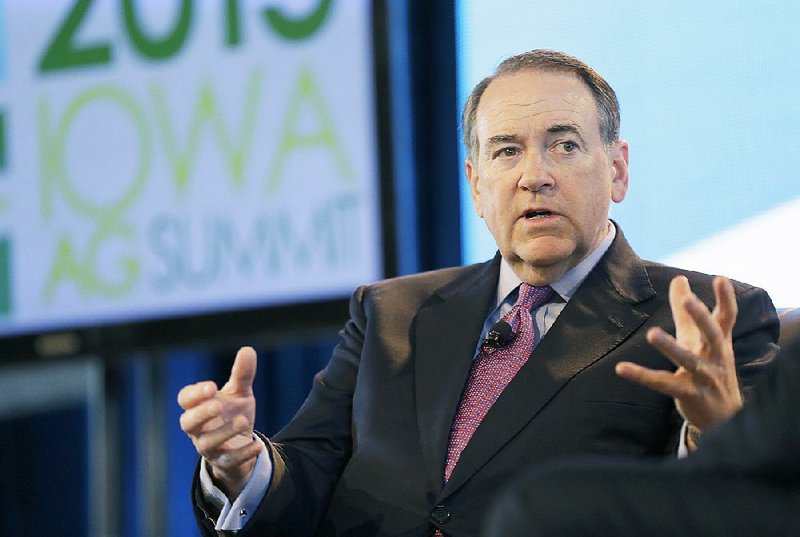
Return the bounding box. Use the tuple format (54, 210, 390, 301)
(616, 275, 743, 434)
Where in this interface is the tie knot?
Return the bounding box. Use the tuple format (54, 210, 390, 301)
(516, 283, 555, 311)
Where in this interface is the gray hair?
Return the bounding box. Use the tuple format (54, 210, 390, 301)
(462, 49, 620, 163)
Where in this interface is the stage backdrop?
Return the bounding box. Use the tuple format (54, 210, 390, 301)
(0, 0, 382, 339)
(457, 0, 800, 307)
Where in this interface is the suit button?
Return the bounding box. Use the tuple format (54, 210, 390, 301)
(430, 505, 451, 525)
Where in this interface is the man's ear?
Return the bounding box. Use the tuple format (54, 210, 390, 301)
(465, 159, 483, 218)
(610, 140, 629, 203)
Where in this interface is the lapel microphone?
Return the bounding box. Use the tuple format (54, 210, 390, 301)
(481, 320, 515, 353)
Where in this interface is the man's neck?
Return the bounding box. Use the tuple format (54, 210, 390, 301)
(497, 222, 617, 305)
(505, 222, 615, 286)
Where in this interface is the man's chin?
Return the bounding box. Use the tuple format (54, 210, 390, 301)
(515, 238, 575, 267)
(507, 247, 577, 285)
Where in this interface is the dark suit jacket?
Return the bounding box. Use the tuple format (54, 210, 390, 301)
(193, 228, 779, 537)
(483, 334, 800, 537)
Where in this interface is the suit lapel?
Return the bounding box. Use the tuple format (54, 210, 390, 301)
(415, 257, 500, 492)
(439, 228, 657, 498)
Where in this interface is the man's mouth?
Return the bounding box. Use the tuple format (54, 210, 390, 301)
(523, 210, 553, 219)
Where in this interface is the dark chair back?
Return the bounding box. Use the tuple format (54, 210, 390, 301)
(779, 307, 800, 348)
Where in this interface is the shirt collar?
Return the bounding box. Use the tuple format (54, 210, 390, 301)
(496, 221, 617, 307)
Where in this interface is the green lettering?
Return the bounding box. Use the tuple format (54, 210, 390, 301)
(0, 238, 10, 315)
(86, 219, 138, 296)
(122, 0, 193, 60)
(38, 0, 112, 73)
(43, 219, 138, 300)
(263, 0, 333, 41)
(152, 68, 262, 194)
(43, 236, 88, 300)
(225, 0, 242, 46)
(38, 86, 152, 221)
(267, 68, 354, 192)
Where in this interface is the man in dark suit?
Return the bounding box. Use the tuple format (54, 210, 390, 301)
(484, 277, 800, 537)
(177, 50, 779, 536)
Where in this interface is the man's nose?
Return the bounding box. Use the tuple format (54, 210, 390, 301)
(518, 154, 555, 193)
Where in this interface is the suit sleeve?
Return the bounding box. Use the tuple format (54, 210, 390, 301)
(729, 283, 781, 398)
(192, 286, 369, 537)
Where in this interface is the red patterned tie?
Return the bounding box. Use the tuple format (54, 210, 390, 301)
(443, 283, 555, 483)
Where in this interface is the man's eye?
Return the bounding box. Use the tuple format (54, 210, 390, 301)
(495, 147, 520, 158)
(558, 141, 578, 153)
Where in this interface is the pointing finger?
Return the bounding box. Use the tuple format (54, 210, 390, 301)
(195, 414, 252, 457)
(180, 397, 223, 436)
(615, 361, 693, 399)
(177, 381, 218, 410)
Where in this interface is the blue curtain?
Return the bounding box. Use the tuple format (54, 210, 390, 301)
(0, 404, 89, 537)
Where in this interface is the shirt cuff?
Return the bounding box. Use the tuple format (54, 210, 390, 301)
(198, 435, 273, 531)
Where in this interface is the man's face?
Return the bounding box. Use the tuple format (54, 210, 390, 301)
(466, 70, 629, 285)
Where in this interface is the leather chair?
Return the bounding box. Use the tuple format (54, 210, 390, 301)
(779, 307, 800, 348)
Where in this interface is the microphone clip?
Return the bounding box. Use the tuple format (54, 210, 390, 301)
(481, 320, 515, 354)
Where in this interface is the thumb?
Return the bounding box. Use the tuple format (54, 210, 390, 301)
(226, 346, 257, 394)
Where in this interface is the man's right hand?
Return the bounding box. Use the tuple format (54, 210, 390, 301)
(178, 346, 261, 498)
